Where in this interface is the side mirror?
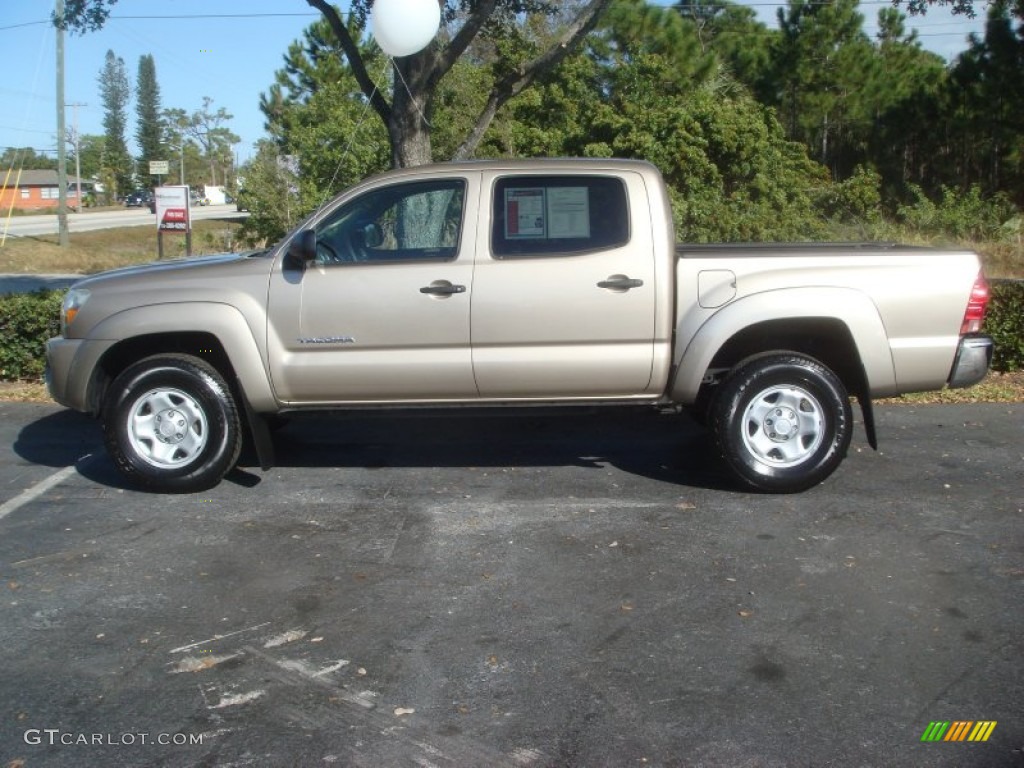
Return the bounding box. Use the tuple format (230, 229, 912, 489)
(285, 229, 317, 269)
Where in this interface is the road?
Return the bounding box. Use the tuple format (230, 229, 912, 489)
(1, 204, 245, 238)
(0, 402, 1021, 767)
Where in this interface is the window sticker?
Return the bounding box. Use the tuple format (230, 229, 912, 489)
(504, 188, 546, 239)
(546, 187, 590, 239)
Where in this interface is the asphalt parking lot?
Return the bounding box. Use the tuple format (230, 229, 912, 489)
(0, 401, 1021, 767)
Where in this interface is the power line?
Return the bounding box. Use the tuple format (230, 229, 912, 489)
(0, 12, 327, 33)
(0, 125, 55, 135)
(95, 13, 325, 20)
(0, 20, 50, 32)
(0, 6, 981, 35)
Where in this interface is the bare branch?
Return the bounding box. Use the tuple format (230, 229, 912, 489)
(304, 0, 391, 124)
(454, 0, 615, 159)
(430, 0, 500, 88)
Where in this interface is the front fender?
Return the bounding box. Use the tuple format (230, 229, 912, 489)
(81, 302, 276, 413)
(669, 287, 897, 403)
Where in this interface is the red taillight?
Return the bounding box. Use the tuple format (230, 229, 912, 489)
(960, 274, 989, 335)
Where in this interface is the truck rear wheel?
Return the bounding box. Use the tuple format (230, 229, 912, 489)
(712, 353, 852, 493)
(102, 354, 242, 493)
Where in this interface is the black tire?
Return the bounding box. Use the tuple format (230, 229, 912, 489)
(101, 354, 242, 493)
(711, 353, 852, 493)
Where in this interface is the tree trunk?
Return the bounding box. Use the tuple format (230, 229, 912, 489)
(310, 0, 613, 169)
(389, 59, 433, 168)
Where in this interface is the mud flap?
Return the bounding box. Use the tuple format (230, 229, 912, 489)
(237, 381, 275, 471)
(858, 394, 878, 451)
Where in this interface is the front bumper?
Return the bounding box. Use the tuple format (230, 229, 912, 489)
(45, 336, 80, 408)
(45, 336, 115, 413)
(947, 334, 994, 389)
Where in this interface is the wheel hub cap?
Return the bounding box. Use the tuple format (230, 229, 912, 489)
(156, 409, 188, 443)
(127, 387, 209, 468)
(765, 407, 798, 441)
(741, 385, 825, 467)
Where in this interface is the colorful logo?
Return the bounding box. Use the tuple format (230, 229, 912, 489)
(921, 721, 997, 742)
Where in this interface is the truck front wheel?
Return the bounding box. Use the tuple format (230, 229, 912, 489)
(712, 354, 852, 493)
(102, 354, 242, 493)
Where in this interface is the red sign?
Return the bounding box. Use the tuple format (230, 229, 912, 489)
(159, 208, 189, 232)
(154, 185, 191, 233)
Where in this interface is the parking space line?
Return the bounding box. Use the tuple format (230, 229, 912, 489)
(0, 459, 87, 522)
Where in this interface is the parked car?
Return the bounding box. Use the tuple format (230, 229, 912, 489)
(190, 190, 209, 207)
(124, 190, 152, 208)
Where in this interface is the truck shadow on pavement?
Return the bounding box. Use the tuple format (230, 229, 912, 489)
(14, 406, 737, 492)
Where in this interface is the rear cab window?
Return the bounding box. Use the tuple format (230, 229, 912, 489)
(490, 176, 630, 258)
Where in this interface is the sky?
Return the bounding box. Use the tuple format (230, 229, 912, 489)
(0, 0, 986, 171)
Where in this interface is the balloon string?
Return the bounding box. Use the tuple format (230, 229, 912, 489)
(317, 59, 391, 212)
(390, 57, 432, 129)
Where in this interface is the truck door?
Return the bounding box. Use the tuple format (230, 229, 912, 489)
(470, 172, 658, 398)
(267, 176, 478, 403)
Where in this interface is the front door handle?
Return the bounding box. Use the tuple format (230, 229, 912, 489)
(598, 275, 644, 291)
(420, 281, 466, 297)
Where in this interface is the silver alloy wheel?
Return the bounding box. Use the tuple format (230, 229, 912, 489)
(127, 387, 209, 468)
(740, 384, 825, 467)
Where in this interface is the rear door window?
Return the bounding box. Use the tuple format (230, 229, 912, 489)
(490, 176, 629, 258)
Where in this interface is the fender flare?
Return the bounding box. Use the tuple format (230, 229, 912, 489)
(669, 287, 897, 403)
(83, 302, 277, 413)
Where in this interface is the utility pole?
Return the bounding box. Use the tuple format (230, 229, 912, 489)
(67, 102, 87, 213)
(55, 0, 69, 246)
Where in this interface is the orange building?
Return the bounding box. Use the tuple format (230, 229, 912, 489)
(0, 169, 86, 211)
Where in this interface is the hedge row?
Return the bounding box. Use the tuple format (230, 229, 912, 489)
(1, 281, 1022, 384)
(986, 279, 1024, 372)
(0, 289, 62, 380)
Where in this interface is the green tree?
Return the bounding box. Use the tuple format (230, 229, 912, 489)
(164, 98, 239, 187)
(57, 0, 617, 169)
(946, 6, 1024, 202)
(605, 76, 829, 240)
(135, 53, 163, 186)
(261, 17, 389, 191)
(493, 9, 827, 241)
(899, 0, 1023, 23)
(98, 49, 133, 197)
(862, 9, 948, 199)
(237, 140, 304, 245)
(0, 148, 57, 171)
(673, 0, 776, 101)
(72, 134, 105, 181)
(771, 0, 877, 179)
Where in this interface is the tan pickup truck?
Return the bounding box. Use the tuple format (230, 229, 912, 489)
(46, 159, 993, 493)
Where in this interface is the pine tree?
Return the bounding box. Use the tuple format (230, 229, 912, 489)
(135, 54, 163, 186)
(947, 6, 1024, 200)
(98, 49, 132, 198)
(771, 0, 876, 179)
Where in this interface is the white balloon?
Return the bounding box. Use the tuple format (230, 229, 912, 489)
(371, 0, 441, 58)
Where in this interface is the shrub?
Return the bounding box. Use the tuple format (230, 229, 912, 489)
(818, 165, 883, 224)
(897, 185, 1016, 241)
(0, 289, 63, 380)
(988, 279, 1024, 372)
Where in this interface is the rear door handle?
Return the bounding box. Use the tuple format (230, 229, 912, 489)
(420, 281, 466, 297)
(598, 275, 644, 291)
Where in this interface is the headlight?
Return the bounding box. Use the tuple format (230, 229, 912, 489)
(61, 287, 90, 336)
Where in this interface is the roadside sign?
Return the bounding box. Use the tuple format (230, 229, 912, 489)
(154, 185, 191, 233)
(149, 160, 169, 175)
(153, 185, 192, 258)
